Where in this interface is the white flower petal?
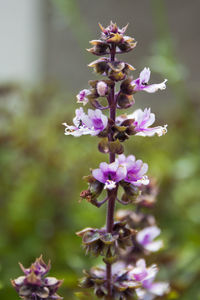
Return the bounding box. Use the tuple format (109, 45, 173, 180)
(104, 180, 116, 190)
(144, 240, 163, 252)
(149, 282, 170, 296)
(140, 67, 151, 83)
(14, 276, 25, 285)
(143, 79, 167, 93)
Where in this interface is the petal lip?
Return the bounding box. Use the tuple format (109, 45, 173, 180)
(143, 79, 168, 93)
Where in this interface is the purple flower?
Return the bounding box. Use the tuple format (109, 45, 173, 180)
(92, 161, 127, 190)
(117, 154, 149, 186)
(76, 89, 91, 105)
(131, 108, 167, 137)
(132, 67, 167, 93)
(116, 108, 167, 137)
(128, 259, 169, 300)
(128, 259, 158, 288)
(136, 226, 163, 252)
(62, 108, 108, 137)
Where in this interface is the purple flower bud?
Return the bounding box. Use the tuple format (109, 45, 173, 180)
(132, 67, 167, 93)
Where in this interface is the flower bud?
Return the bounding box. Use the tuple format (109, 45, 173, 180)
(96, 81, 108, 97)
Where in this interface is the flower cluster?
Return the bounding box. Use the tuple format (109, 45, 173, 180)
(11, 256, 63, 300)
(128, 259, 169, 299)
(79, 259, 169, 300)
(62, 22, 169, 299)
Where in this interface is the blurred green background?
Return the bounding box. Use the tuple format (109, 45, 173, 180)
(0, 0, 200, 299)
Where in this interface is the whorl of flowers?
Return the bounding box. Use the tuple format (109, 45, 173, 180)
(11, 256, 63, 300)
(63, 21, 169, 299)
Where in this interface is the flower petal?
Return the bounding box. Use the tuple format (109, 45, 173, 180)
(92, 169, 105, 183)
(149, 282, 169, 296)
(143, 79, 167, 93)
(140, 67, 151, 84)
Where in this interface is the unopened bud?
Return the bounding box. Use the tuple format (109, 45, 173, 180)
(96, 81, 108, 97)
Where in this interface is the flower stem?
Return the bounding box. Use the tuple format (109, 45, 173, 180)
(106, 44, 116, 299)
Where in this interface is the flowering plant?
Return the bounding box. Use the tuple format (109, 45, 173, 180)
(62, 21, 169, 299)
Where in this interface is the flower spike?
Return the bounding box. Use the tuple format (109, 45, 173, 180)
(11, 256, 63, 300)
(62, 21, 169, 299)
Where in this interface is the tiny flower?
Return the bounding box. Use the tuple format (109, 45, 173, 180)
(81, 109, 108, 134)
(136, 226, 163, 252)
(76, 89, 91, 105)
(132, 67, 167, 93)
(96, 81, 108, 97)
(128, 259, 158, 287)
(118, 108, 168, 137)
(128, 259, 169, 300)
(92, 161, 127, 190)
(62, 108, 108, 137)
(117, 154, 149, 186)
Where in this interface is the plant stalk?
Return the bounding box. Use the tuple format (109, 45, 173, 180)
(106, 44, 116, 298)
